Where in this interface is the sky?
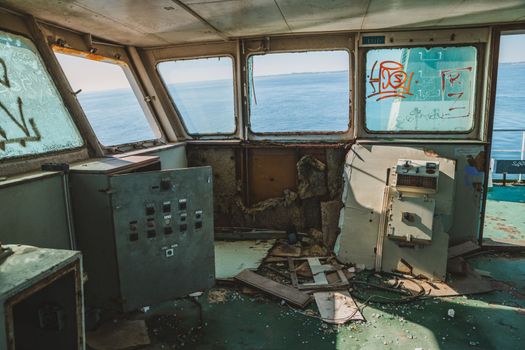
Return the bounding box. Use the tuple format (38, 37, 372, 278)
(56, 52, 133, 92)
(499, 34, 525, 63)
(56, 50, 350, 90)
(55, 37, 525, 92)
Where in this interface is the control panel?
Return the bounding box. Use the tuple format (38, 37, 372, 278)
(70, 162, 214, 312)
(387, 159, 440, 244)
(394, 159, 439, 194)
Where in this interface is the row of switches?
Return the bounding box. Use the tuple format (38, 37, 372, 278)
(146, 199, 187, 216)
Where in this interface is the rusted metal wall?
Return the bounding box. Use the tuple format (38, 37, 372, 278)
(187, 143, 346, 234)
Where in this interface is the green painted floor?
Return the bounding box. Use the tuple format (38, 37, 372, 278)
(137, 252, 525, 350)
(484, 185, 525, 242)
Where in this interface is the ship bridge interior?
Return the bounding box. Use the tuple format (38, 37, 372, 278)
(1, 1, 525, 350)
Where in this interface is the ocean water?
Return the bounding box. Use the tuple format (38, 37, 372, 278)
(491, 63, 525, 165)
(79, 64, 525, 158)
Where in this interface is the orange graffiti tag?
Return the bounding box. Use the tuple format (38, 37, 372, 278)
(367, 60, 414, 101)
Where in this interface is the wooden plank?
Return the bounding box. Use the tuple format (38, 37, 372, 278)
(314, 291, 365, 324)
(308, 258, 330, 285)
(448, 241, 480, 260)
(234, 269, 311, 308)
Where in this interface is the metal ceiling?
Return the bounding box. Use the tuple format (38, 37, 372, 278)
(1, 0, 525, 47)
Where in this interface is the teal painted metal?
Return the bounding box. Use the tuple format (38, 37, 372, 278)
(0, 173, 71, 249)
(70, 166, 215, 311)
(0, 245, 83, 349)
(484, 185, 525, 242)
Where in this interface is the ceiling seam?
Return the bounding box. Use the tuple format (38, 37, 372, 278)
(360, 0, 372, 30)
(170, 0, 230, 41)
(71, 1, 171, 45)
(274, 0, 292, 33)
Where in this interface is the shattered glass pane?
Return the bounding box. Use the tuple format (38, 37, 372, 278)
(0, 31, 83, 159)
(365, 46, 477, 132)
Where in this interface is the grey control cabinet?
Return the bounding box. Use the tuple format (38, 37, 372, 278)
(70, 159, 215, 312)
(0, 245, 84, 350)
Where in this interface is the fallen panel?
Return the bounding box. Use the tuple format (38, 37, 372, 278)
(234, 269, 311, 308)
(215, 240, 275, 279)
(314, 291, 365, 324)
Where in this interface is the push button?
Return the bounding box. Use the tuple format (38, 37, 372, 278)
(145, 204, 155, 216)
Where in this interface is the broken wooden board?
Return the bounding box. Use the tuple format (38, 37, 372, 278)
(234, 269, 311, 308)
(270, 242, 302, 257)
(314, 291, 365, 324)
(448, 241, 480, 260)
(87, 319, 150, 350)
(288, 257, 349, 291)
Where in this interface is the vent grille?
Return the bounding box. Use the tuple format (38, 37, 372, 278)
(397, 174, 437, 190)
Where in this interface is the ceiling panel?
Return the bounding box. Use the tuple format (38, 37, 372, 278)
(276, 0, 368, 32)
(2, 0, 525, 47)
(362, 0, 462, 29)
(0, 0, 222, 46)
(436, 0, 525, 27)
(181, 0, 290, 36)
(75, 0, 222, 44)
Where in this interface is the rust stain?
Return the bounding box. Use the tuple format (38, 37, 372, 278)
(424, 148, 439, 157)
(248, 148, 297, 203)
(467, 151, 486, 172)
(53, 45, 124, 65)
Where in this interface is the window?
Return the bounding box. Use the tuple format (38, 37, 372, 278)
(248, 50, 350, 133)
(490, 34, 525, 180)
(157, 57, 235, 135)
(365, 46, 478, 132)
(55, 51, 160, 146)
(0, 31, 83, 159)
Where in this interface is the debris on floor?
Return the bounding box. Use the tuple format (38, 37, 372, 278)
(87, 319, 150, 350)
(314, 291, 365, 324)
(270, 241, 302, 257)
(234, 269, 312, 308)
(208, 288, 229, 304)
(288, 257, 349, 291)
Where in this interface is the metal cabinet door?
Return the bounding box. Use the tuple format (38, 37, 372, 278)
(109, 166, 215, 311)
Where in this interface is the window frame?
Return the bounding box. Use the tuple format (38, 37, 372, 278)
(245, 49, 352, 136)
(155, 54, 239, 137)
(360, 43, 483, 135)
(53, 46, 165, 149)
(242, 34, 355, 142)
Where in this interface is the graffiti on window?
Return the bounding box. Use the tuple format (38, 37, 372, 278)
(0, 57, 41, 151)
(365, 46, 477, 132)
(0, 31, 82, 159)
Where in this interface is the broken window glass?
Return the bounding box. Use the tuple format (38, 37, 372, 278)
(55, 51, 160, 146)
(248, 50, 350, 133)
(157, 56, 236, 135)
(0, 31, 83, 159)
(365, 46, 478, 132)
